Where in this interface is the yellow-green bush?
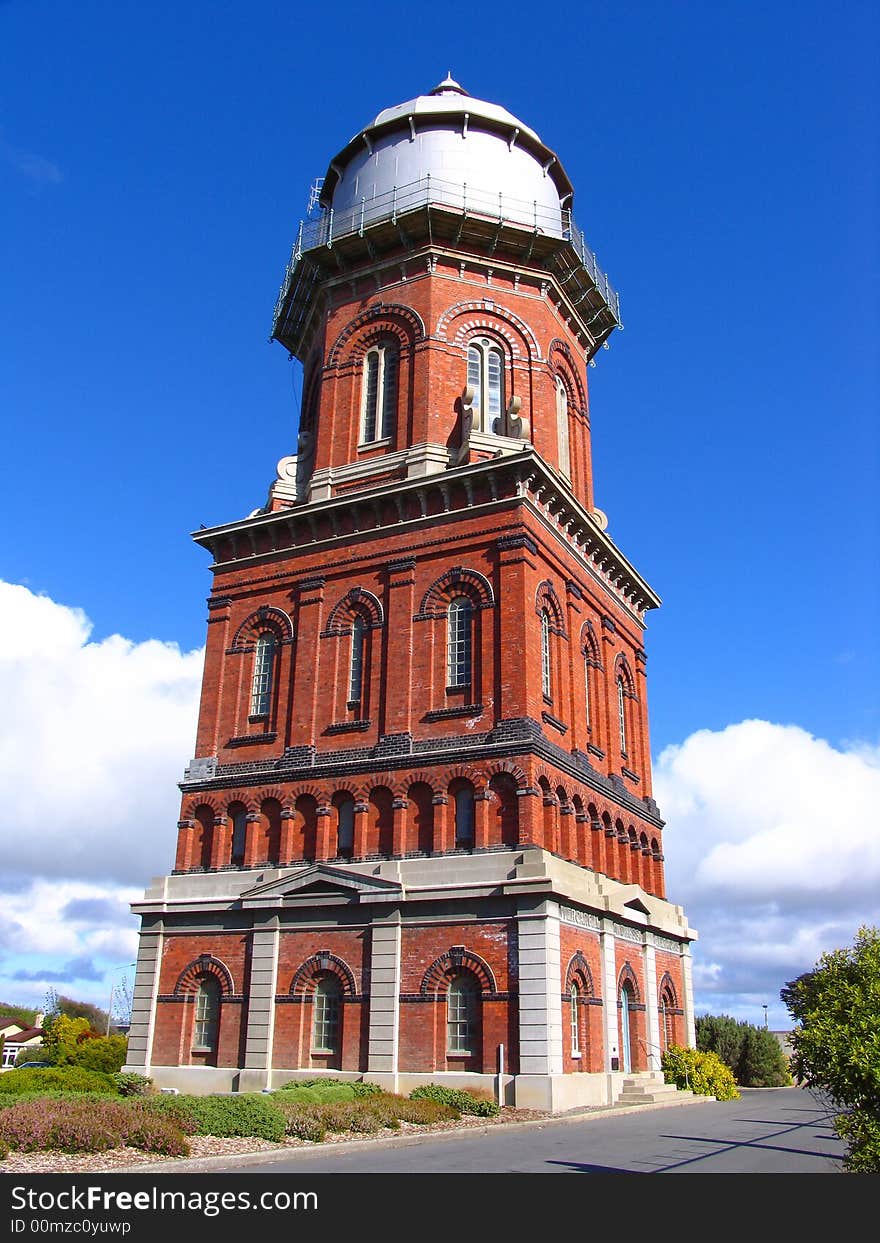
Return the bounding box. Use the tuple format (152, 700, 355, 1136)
(661, 1045, 740, 1100)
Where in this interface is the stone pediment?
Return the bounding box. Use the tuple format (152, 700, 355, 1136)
(239, 864, 403, 908)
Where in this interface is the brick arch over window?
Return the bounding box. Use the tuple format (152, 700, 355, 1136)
(565, 952, 596, 996)
(617, 962, 641, 1002)
(229, 606, 294, 653)
(658, 972, 679, 1008)
(290, 952, 358, 998)
(437, 300, 541, 362)
(580, 620, 601, 662)
(416, 567, 495, 619)
(181, 795, 222, 819)
(323, 588, 384, 635)
(614, 653, 636, 694)
(548, 339, 587, 409)
(420, 947, 497, 996)
(174, 954, 235, 997)
(327, 303, 426, 367)
(485, 760, 528, 787)
(536, 581, 566, 635)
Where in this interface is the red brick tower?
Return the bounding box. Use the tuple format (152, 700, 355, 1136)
(126, 77, 696, 1108)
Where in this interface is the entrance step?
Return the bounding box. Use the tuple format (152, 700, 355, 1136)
(614, 1073, 711, 1107)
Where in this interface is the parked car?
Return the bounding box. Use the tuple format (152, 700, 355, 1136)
(15, 1061, 51, 1068)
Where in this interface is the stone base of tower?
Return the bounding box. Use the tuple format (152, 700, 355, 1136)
(126, 847, 696, 1113)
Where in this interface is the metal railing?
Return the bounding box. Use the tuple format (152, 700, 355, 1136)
(273, 174, 620, 329)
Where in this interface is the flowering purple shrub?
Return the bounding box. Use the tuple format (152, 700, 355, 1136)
(0, 1097, 188, 1156)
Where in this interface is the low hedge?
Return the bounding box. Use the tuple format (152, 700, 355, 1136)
(140, 1094, 286, 1142)
(409, 1084, 500, 1117)
(276, 1091, 457, 1142)
(0, 1067, 117, 1096)
(273, 1078, 383, 1101)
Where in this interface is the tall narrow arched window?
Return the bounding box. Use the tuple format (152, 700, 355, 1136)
(584, 651, 592, 729)
(453, 785, 475, 848)
(447, 972, 480, 1054)
(446, 596, 473, 687)
(250, 633, 276, 718)
(617, 675, 627, 754)
(336, 797, 355, 859)
(361, 341, 398, 443)
(570, 982, 581, 1055)
(230, 806, 248, 866)
(556, 376, 571, 479)
(541, 609, 552, 699)
(467, 338, 504, 432)
(312, 975, 342, 1054)
(349, 615, 366, 703)
(193, 976, 220, 1051)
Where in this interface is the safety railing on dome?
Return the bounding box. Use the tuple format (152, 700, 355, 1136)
(273, 174, 620, 331)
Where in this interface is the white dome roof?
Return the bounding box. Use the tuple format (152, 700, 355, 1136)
(321, 78, 573, 231)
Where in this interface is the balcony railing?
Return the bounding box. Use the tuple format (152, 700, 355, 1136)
(273, 174, 619, 332)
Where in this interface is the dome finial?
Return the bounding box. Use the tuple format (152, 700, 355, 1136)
(429, 72, 468, 97)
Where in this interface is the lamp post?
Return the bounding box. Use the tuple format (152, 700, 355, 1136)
(762, 1004, 768, 1029)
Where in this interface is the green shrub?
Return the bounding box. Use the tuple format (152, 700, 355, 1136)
(0, 1137, 8, 1161)
(0, 1067, 117, 1095)
(271, 1083, 358, 1104)
(112, 1072, 153, 1097)
(387, 1096, 457, 1124)
(835, 1110, 880, 1174)
(150, 1095, 286, 1141)
(76, 1036, 128, 1075)
(661, 1046, 739, 1100)
(409, 1084, 500, 1117)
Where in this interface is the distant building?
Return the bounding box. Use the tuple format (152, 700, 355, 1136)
(125, 77, 697, 1109)
(0, 1014, 45, 1069)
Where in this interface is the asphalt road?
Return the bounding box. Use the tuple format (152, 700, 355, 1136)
(227, 1087, 844, 1175)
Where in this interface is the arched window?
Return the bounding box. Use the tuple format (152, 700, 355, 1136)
(447, 972, 480, 1054)
(556, 376, 571, 478)
(312, 975, 342, 1054)
(659, 982, 676, 1052)
(467, 337, 504, 432)
(361, 341, 398, 443)
(453, 784, 475, 848)
(584, 651, 592, 729)
(541, 609, 552, 699)
(250, 633, 276, 718)
(349, 615, 366, 703)
(230, 804, 248, 866)
(617, 675, 627, 754)
(446, 596, 473, 687)
(570, 981, 581, 1055)
(336, 796, 355, 859)
(193, 976, 220, 1052)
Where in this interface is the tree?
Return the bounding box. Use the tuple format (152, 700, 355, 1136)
(737, 1025, 791, 1087)
(55, 995, 111, 1033)
(782, 924, 880, 1173)
(40, 1014, 92, 1065)
(696, 1014, 746, 1072)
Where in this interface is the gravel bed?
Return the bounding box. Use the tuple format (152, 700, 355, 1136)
(0, 1107, 555, 1175)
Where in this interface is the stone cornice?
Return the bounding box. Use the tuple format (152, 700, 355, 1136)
(193, 450, 659, 622)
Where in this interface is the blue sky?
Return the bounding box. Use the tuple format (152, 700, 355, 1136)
(1, 1, 878, 1030)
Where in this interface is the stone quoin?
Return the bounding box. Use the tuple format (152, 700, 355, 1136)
(124, 76, 697, 1109)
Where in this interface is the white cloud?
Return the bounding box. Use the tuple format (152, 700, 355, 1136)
(655, 720, 880, 1024)
(0, 580, 203, 886)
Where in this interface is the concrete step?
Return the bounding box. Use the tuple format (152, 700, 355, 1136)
(614, 1075, 712, 1108)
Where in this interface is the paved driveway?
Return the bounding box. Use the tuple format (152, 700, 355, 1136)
(226, 1087, 844, 1175)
